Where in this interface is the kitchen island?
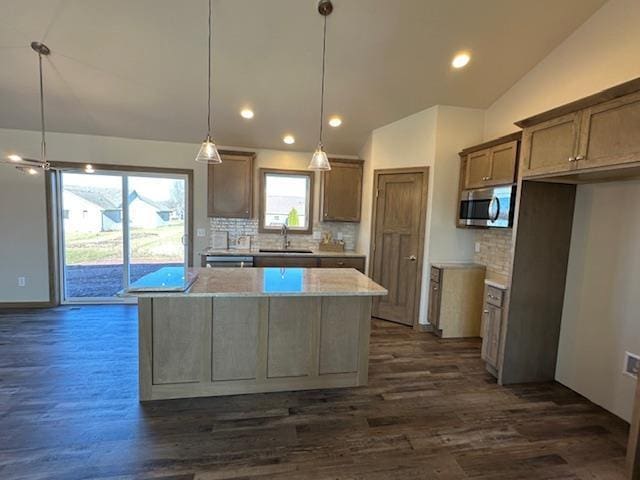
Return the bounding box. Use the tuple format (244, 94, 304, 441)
(133, 267, 387, 401)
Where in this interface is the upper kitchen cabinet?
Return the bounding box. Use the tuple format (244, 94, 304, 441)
(207, 150, 255, 218)
(516, 78, 640, 180)
(464, 148, 492, 189)
(577, 90, 640, 170)
(520, 113, 581, 177)
(320, 159, 363, 222)
(460, 133, 521, 190)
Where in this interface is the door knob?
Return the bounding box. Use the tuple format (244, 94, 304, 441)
(404, 255, 417, 261)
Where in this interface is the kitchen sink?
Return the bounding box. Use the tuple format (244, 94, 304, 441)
(259, 248, 313, 254)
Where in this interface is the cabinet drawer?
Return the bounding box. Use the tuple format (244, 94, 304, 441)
(485, 286, 504, 307)
(319, 257, 365, 272)
(430, 267, 441, 283)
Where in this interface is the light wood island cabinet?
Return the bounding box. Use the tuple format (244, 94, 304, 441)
(134, 267, 386, 401)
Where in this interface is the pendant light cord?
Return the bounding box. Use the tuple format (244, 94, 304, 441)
(207, 0, 212, 137)
(37, 51, 47, 163)
(319, 14, 327, 145)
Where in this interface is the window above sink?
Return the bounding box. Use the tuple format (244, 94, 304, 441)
(259, 169, 314, 234)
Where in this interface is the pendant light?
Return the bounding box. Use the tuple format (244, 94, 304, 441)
(195, 0, 222, 164)
(308, 0, 333, 171)
(2, 42, 52, 174)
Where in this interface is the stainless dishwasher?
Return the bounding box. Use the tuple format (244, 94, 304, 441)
(204, 256, 254, 268)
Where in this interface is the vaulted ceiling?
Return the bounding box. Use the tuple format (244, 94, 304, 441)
(0, 0, 607, 154)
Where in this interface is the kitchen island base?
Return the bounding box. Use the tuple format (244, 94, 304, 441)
(138, 296, 372, 401)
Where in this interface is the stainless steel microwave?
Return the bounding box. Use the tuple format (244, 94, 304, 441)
(458, 185, 516, 228)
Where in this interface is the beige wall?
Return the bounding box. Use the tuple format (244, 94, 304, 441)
(0, 128, 347, 303)
(482, 0, 640, 421)
(558, 180, 640, 422)
(357, 105, 484, 324)
(484, 0, 640, 139)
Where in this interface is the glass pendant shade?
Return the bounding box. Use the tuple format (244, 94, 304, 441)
(308, 143, 331, 171)
(195, 135, 221, 164)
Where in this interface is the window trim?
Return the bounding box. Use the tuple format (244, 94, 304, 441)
(258, 168, 314, 234)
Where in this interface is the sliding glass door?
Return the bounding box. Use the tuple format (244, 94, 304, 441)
(58, 169, 188, 303)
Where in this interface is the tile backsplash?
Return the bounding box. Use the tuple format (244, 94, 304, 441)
(474, 229, 513, 276)
(209, 218, 358, 251)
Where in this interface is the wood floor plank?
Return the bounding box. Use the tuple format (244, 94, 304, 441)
(0, 305, 630, 480)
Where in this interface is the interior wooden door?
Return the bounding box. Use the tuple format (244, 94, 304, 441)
(371, 169, 428, 326)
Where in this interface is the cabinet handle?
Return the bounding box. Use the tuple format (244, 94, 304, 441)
(483, 310, 489, 314)
(575, 155, 585, 161)
(404, 255, 417, 262)
(482, 176, 491, 181)
(568, 156, 576, 162)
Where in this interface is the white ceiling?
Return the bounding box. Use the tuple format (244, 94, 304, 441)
(0, 0, 607, 155)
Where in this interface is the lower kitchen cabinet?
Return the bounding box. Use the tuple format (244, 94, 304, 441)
(480, 283, 507, 375)
(204, 254, 366, 273)
(427, 264, 485, 338)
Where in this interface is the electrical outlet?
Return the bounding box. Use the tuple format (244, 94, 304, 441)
(336, 232, 344, 241)
(474, 242, 481, 254)
(624, 352, 639, 378)
(196, 228, 206, 238)
(17, 276, 26, 287)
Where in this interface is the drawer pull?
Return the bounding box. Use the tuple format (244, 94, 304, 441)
(483, 310, 489, 314)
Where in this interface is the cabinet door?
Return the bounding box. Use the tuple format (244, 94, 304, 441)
(321, 160, 363, 222)
(481, 303, 502, 370)
(485, 140, 518, 186)
(577, 91, 640, 170)
(464, 149, 492, 189)
(521, 113, 581, 177)
(208, 152, 254, 218)
(428, 280, 441, 329)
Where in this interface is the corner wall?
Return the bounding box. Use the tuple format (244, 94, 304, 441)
(482, 0, 640, 421)
(357, 105, 484, 324)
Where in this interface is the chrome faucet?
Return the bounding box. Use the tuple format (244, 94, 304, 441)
(281, 222, 290, 250)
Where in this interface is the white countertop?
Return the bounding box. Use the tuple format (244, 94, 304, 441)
(128, 267, 387, 298)
(484, 271, 510, 290)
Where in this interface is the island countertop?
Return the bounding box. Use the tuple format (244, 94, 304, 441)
(131, 267, 387, 298)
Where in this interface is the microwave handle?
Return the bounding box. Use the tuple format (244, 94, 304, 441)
(489, 197, 501, 222)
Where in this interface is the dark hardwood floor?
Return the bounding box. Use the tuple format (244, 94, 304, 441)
(0, 306, 629, 479)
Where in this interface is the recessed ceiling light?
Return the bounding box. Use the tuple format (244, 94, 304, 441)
(240, 108, 254, 119)
(328, 116, 342, 127)
(8, 154, 23, 162)
(283, 135, 295, 145)
(452, 52, 471, 69)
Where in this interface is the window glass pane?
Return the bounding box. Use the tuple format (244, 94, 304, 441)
(264, 173, 310, 230)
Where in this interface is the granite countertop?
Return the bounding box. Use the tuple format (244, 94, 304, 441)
(431, 262, 485, 270)
(128, 267, 387, 298)
(484, 271, 510, 290)
(202, 248, 366, 258)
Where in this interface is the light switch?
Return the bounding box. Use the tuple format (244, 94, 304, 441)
(197, 228, 207, 237)
(336, 232, 344, 241)
(474, 242, 481, 253)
